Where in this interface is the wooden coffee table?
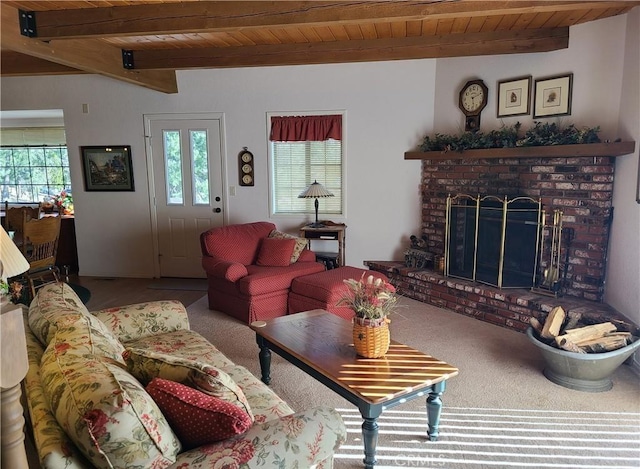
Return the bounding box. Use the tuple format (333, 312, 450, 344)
(250, 310, 459, 468)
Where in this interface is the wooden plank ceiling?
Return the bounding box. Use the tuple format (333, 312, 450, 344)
(1, 1, 638, 93)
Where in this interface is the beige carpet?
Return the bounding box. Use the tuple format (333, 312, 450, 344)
(186, 295, 640, 469)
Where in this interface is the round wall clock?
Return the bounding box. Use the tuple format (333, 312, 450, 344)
(238, 148, 254, 186)
(458, 79, 488, 131)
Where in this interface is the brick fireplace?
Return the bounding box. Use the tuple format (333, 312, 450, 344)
(421, 152, 618, 301)
(366, 143, 636, 333)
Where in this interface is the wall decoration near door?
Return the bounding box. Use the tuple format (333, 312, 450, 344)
(238, 147, 254, 186)
(81, 145, 135, 191)
(533, 73, 573, 118)
(497, 75, 531, 117)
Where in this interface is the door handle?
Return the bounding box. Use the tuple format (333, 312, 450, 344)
(213, 208, 222, 213)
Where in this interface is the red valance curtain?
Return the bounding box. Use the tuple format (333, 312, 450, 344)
(269, 115, 342, 142)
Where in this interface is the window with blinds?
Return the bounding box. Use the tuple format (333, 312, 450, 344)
(271, 138, 342, 215)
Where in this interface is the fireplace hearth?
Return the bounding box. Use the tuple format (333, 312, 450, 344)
(364, 260, 634, 334)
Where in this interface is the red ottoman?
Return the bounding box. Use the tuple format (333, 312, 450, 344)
(288, 266, 390, 320)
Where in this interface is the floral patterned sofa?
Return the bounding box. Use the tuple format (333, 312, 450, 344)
(23, 283, 346, 468)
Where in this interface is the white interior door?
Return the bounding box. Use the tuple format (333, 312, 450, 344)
(147, 116, 224, 278)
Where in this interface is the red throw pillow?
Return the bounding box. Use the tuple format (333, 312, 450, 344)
(256, 237, 296, 266)
(146, 378, 252, 450)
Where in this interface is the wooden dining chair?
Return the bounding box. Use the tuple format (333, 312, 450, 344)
(3, 202, 42, 252)
(21, 216, 62, 298)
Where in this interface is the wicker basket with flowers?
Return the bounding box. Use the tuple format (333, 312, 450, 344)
(338, 273, 397, 358)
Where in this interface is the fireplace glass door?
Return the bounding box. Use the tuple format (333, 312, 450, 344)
(445, 195, 543, 288)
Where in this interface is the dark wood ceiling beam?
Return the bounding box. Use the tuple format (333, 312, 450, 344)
(132, 27, 569, 70)
(0, 4, 177, 93)
(0, 51, 85, 76)
(27, 1, 634, 40)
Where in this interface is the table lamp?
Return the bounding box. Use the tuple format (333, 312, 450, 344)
(298, 180, 334, 228)
(1, 226, 31, 469)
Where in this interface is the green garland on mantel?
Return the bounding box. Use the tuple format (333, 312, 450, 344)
(420, 122, 602, 152)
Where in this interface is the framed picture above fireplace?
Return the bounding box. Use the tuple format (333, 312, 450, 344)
(533, 73, 573, 118)
(497, 76, 531, 117)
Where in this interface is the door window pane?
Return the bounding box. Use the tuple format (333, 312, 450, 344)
(190, 130, 209, 205)
(163, 130, 183, 204)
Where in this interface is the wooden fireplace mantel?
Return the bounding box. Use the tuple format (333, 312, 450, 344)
(404, 141, 635, 160)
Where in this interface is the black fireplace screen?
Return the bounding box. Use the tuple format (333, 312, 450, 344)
(445, 195, 543, 288)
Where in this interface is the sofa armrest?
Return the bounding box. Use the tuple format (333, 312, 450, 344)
(92, 300, 190, 343)
(202, 256, 249, 282)
(297, 248, 316, 263)
(169, 406, 346, 468)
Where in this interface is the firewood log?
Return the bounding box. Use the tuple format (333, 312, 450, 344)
(555, 322, 617, 347)
(558, 338, 586, 353)
(564, 311, 582, 331)
(529, 317, 543, 334)
(578, 333, 632, 353)
(541, 306, 566, 339)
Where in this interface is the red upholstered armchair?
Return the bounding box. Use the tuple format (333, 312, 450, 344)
(200, 221, 326, 323)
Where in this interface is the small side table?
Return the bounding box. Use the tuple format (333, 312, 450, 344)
(299, 224, 346, 267)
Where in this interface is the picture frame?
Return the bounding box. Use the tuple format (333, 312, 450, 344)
(81, 145, 135, 191)
(533, 73, 573, 118)
(497, 76, 531, 117)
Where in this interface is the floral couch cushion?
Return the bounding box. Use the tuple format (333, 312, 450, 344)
(23, 311, 92, 469)
(123, 346, 253, 420)
(40, 322, 181, 468)
(28, 283, 126, 364)
(123, 329, 236, 369)
(92, 300, 191, 344)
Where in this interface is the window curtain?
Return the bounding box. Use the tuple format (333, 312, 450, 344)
(270, 115, 342, 142)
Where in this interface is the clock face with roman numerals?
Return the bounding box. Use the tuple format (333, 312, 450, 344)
(461, 83, 486, 113)
(459, 79, 488, 131)
(459, 80, 488, 115)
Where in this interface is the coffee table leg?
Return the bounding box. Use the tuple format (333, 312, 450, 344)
(362, 416, 379, 469)
(255, 336, 272, 385)
(426, 380, 446, 441)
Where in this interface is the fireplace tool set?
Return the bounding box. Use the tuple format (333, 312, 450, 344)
(532, 209, 574, 297)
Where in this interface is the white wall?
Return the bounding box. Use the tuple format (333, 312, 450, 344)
(608, 7, 640, 348)
(0, 60, 433, 276)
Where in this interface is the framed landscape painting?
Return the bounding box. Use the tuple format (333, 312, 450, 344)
(81, 145, 135, 191)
